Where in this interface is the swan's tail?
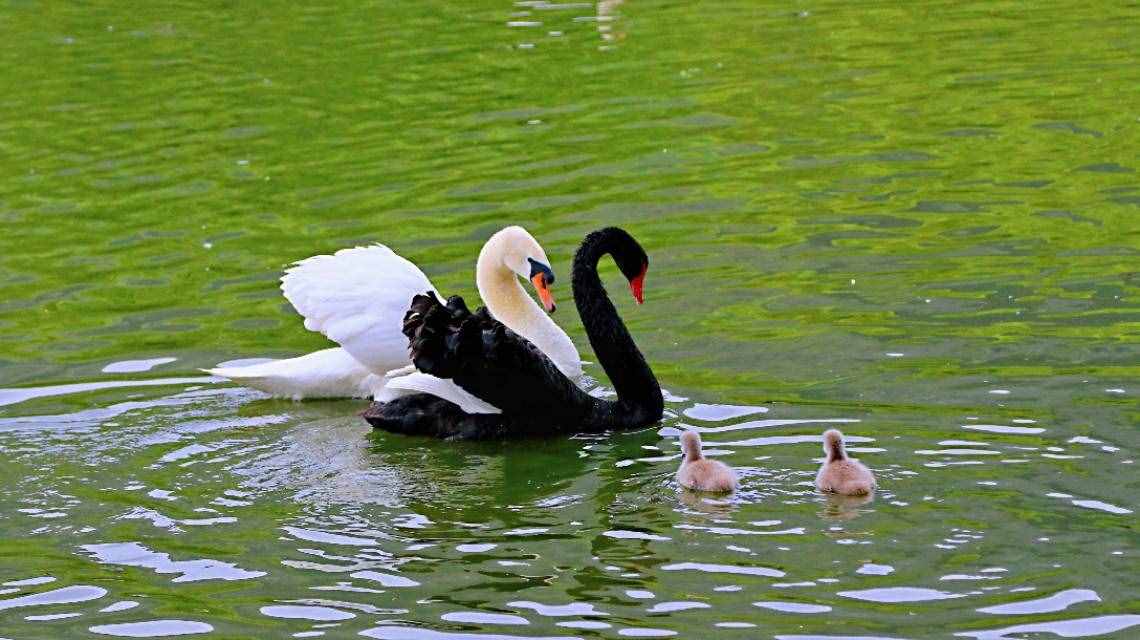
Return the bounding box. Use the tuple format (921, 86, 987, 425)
(822, 429, 847, 462)
(205, 348, 381, 400)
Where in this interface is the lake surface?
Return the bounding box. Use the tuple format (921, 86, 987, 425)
(1, 1, 1136, 638)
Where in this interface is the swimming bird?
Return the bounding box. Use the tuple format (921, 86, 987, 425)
(815, 429, 876, 495)
(206, 226, 581, 410)
(676, 430, 738, 492)
(364, 227, 663, 438)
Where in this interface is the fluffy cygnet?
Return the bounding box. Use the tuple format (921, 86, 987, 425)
(815, 429, 876, 496)
(676, 430, 738, 492)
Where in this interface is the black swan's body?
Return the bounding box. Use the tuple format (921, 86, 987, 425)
(364, 227, 663, 439)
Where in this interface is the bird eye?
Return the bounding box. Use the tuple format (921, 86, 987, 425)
(527, 258, 555, 285)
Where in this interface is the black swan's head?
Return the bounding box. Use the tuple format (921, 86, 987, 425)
(586, 227, 649, 304)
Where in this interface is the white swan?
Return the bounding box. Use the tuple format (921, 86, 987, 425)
(206, 226, 581, 410)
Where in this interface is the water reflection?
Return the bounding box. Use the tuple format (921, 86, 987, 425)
(817, 493, 874, 521)
(0, 585, 108, 611)
(955, 615, 1140, 640)
(82, 542, 265, 582)
(0, 380, 1135, 638)
(89, 620, 214, 637)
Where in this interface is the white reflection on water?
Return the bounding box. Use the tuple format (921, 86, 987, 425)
(507, 601, 608, 617)
(603, 529, 671, 541)
(978, 588, 1100, 615)
(3, 576, 55, 587)
(1070, 499, 1132, 515)
(102, 357, 178, 373)
(82, 541, 265, 582)
(754, 601, 832, 613)
(837, 587, 964, 602)
(675, 523, 805, 536)
(282, 526, 378, 546)
(661, 562, 785, 578)
(347, 571, 420, 588)
(776, 636, 909, 640)
(441, 612, 530, 625)
(89, 620, 214, 637)
(682, 403, 769, 421)
(646, 601, 709, 613)
(456, 543, 497, 553)
(856, 563, 894, 576)
(666, 418, 861, 436)
(99, 600, 139, 613)
(260, 605, 355, 621)
(954, 614, 1140, 640)
(0, 585, 107, 611)
(962, 424, 1045, 435)
(557, 620, 611, 630)
(0, 377, 213, 408)
(362, 626, 583, 640)
(721, 433, 874, 447)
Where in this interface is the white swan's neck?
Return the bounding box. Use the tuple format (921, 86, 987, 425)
(477, 241, 582, 379)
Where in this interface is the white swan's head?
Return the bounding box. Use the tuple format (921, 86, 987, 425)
(481, 226, 557, 312)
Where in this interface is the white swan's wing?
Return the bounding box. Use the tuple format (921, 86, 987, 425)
(205, 347, 381, 400)
(280, 245, 438, 374)
(380, 372, 501, 415)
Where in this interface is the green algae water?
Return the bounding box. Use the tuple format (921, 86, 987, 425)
(1, 1, 1137, 638)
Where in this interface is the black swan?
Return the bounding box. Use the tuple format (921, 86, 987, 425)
(363, 227, 664, 439)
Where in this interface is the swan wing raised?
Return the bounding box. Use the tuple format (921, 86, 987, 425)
(281, 244, 438, 374)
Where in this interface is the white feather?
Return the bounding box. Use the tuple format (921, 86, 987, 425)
(204, 348, 381, 400)
(378, 371, 502, 415)
(211, 229, 582, 411)
(280, 244, 437, 376)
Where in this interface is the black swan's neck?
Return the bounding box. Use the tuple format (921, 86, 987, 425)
(573, 230, 663, 428)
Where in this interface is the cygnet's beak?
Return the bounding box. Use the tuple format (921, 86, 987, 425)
(531, 272, 556, 313)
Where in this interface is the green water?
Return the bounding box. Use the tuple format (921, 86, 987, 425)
(1, 0, 1137, 638)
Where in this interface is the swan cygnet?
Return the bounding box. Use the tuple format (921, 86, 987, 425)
(676, 431, 738, 492)
(815, 429, 876, 496)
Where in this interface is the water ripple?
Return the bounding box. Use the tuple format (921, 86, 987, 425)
(82, 542, 265, 582)
(954, 614, 1140, 640)
(89, 620, 214, 637)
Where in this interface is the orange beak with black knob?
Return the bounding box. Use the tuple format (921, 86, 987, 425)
(528, 258, 557, 313)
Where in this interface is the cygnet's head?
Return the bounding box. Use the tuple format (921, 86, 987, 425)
(483, 226, 557, 312)
(680, 430, 704, 460)
(822, 429, 847, 461)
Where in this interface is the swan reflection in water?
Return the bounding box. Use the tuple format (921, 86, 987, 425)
(597, 0, 625, 45)
(818, 492, 875, 522)
(226, 405, 600, 511)
(677, 489, 737, 515)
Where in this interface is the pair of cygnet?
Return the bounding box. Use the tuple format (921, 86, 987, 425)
(675, 428, 876, 495)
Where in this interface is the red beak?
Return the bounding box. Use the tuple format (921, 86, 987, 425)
(629, 265, 646, 304)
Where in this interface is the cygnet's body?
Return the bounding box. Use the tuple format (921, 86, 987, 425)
(815, 429, 876, 496)
(676, 431, 738, 492)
